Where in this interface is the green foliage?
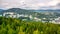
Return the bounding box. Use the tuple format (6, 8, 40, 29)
(0, 17, 60, 34)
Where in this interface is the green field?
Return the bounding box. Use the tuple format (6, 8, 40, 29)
(0, 17, 60, 34)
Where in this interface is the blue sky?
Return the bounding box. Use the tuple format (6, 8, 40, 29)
(0, 0, 60, 10)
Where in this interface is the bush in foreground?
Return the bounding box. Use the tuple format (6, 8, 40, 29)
(0, 17, 60, 34)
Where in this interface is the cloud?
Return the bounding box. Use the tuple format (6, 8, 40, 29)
(0, 0, 60, 9)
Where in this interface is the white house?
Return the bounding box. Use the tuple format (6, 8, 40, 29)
(52, 17, 60, 24)
(3, 12, 18, 18)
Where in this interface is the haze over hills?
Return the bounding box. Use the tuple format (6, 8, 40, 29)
(0, 8, 60, 12)
(0, 8, 60, 14)
(0, 8, 60, 17)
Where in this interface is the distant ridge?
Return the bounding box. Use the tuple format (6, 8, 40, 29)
(2, 8, 35, 15)
(0, 8, 60, 20)
(0, 9, 4, 11)
(0, 8, 60, 13)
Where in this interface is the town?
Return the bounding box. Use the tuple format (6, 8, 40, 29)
(0, 12, 60, 24)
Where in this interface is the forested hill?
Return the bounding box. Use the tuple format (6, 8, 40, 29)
(1, 8, 35, 15)
(0, 8, 60, 14)
(0, 8, 60, 19)
(1, 8, 60, 14)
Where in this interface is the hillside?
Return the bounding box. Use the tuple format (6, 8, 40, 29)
(0, 8, 60, 22)
(0, 17, 60, 34)
(2, 8, 35, 15)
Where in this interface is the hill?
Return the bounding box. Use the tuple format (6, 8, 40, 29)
(0, 17, 60, 34)
(0, 8, 60, 22)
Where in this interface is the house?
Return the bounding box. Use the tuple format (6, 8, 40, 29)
(52, 17, 60, 24)
(3, 12, 18, 18)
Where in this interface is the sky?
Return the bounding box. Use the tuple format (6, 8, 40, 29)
(0, 0, 60, 10)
